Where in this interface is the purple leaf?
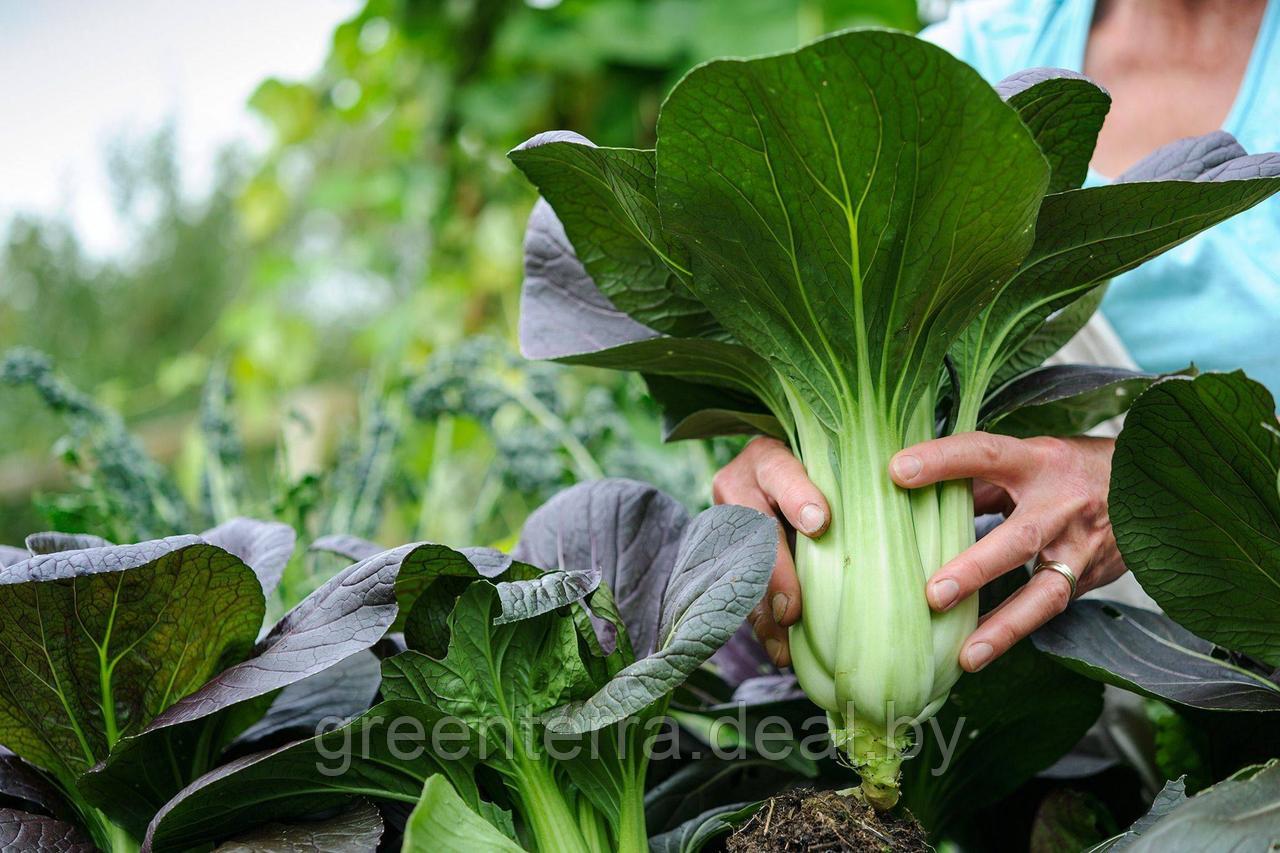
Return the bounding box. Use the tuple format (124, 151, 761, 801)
(200, 518, 296, 598)
(0, 809, 94, 852)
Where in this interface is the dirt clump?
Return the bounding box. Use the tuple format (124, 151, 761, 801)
(727, 790, 928, 852)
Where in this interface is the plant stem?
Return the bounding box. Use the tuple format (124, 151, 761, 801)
(105, 821, 141, 853)
(514, 753, 592, 853)
(615, 767, 649, 853)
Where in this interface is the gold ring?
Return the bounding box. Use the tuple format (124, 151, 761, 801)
(1033, 560, 1077, 598)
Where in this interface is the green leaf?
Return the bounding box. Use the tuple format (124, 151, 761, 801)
(981, 364, 1158, 437)
(546, 504, 777, 733)
(1033, 600, 1280, 711)
(986, 285, 1108, 393)
(214, 800, 384, 852)
(381, 583, 595, 754)
(1030, 788, 1117, 853)
(1110, 373, 1280, 666)
(647, 801, 759, 853)
(997, 68, 1110, 194)
(79, 540, 402, 835)
(656, 29, 1048, 428)
(953, 138, 1280, 412)
(401, 776, 525, 852)
(510, 133, 715, 339)
(643, 375, 784, 441)
(143, 701, 479, 853)
(902, 641, 1104, 834)
(1104, 761, 1280, 852)
(0, 538, 263, 784)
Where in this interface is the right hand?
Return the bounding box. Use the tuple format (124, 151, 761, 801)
(711, 437, 830, 667)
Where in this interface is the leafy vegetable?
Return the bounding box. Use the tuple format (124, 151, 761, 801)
(1110, 372, 1280, 666)
(142, 479, 775, 853)
(1092, 762, 1280, 852)
(401, 776, 523, 853)
(0, 519, 400, 852)
(512, 28, 1280, 805)
(1034, 600, 1280, 712)
(212, 801, 384, 853)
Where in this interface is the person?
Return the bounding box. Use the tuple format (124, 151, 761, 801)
(718, 0, 1280, 670)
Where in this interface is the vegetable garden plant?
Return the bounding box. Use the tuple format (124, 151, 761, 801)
(3, 26, 1280, 853)
(510, 27, 1280, 809)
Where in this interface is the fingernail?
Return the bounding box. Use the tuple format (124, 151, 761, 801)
(892, 454, 922, 481)
(966, 642, 994, 672)
(798, 503, 826, 535)
(929, 578, 960, 611)
(771, 592, 790, 624)
(765, 638, 783, 663)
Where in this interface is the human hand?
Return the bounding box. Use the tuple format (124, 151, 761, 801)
(890, 433, 1125, 672)
(711, 437, 829, 667)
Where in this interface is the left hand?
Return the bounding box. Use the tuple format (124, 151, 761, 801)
(890, 433, 1126, 673)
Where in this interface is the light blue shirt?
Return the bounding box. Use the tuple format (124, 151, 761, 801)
(923, 0, 1280, 395)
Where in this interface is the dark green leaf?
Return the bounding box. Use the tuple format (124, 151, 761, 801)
(81, 545, 401, 832)
(997, 68, 1110, 193)
(657, 29, 1048, 428)
(1111, 373, 1280, 666)
(213, 800, 383, 852)
(982, 364, 1158, 437)
(381, 584, 595, 752)
(1033, 600, 1280, 711)
(510, 133, 715, 339)
(643, 375, 783, 442)
(902, 641, 1104, 834)
(647, 801, 758, 853)
(143, 701, 479, 853)
(0, 538, 263, 784)
(954, 135, 1280, 406)
(987, 285, 1108, 392)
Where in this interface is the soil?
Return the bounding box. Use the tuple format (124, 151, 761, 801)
(727, 790, 929, 853)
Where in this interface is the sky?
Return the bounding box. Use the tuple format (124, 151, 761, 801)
(0, 0, 360, 255)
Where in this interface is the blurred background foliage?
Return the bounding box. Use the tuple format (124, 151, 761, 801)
(1, 0, 927, 552)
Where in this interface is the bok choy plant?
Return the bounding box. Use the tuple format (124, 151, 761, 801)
(141, 480, 776, 853)
(0, 520, 392, 852)
(509, 29, 1280, 806)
